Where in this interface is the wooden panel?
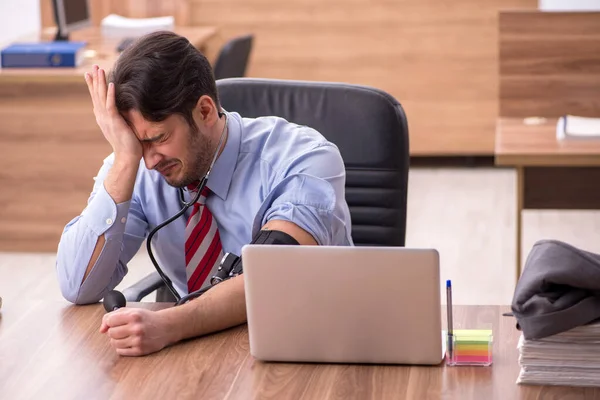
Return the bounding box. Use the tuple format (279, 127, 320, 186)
(189, 0, 536, 156)
(499, 11, 600, 118)
(40, 0, 192, 29)
(0, 89, 111, 252)
(524, 167, 600, 210)
(495, 118, 600, 167)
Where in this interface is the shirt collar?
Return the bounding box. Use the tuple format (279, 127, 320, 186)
(206, 111, 241, 201)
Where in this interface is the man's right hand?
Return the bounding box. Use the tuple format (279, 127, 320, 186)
(83, 65, 141, 205)
(85, 64, 142, 164)
(79, 66, 143, 283)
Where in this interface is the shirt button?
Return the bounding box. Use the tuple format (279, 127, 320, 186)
(121, 217, 127, 223)
(106, 218, 113, 225)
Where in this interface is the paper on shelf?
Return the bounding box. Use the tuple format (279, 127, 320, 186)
(556, 115, 600, 140)
(101, 14, 175, 39)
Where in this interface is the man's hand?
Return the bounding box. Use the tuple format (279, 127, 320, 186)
(79, 65, 144, 281)
(100, 308, 175, 356)
(84, 64, 142, 164)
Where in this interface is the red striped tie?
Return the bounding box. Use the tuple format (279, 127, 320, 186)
(185, 186, 224, 293)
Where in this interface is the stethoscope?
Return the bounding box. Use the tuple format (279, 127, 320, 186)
(146, 111, 229, 304)
(178, 111, 229, 207)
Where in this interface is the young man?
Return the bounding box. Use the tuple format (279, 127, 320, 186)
(55, 31, 353, 356)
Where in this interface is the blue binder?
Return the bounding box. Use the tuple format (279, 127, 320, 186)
(0, 41, 87, 68)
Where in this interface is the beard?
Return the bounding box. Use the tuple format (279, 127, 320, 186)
(158, 126, 215, 188)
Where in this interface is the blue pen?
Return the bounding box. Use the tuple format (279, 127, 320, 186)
(446, 280, 453, 362)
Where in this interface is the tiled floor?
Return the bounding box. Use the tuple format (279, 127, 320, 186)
(4, 167, 600, 305)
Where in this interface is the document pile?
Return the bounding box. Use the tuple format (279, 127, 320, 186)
(101, 14, 175, 39)
(517, 321, 600, 387)
(556, 114, 600, 140)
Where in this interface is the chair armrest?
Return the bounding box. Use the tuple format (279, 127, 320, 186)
(122, 272, 165, 302)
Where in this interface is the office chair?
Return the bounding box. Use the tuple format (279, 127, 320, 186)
(212, 34, 254, 80)
(123, 78, 410, 302)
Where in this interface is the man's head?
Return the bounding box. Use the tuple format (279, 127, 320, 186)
(110, 31, 223, 188)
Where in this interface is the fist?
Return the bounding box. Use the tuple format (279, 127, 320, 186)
(100, 308, 173, 356)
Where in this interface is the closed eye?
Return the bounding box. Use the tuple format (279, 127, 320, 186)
(141, 133, 167, 143)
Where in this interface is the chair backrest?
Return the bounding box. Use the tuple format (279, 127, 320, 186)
(216, 78, 409, 246)
(212, 35, 254, 80)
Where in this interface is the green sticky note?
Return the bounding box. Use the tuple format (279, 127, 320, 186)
(453, 329, 492, 343)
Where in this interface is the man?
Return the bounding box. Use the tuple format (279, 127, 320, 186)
(56, 31, 353, 356)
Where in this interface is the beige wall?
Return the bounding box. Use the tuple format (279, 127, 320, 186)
(0, 0, 40, 46)
(188, 0, 536, 155)
(39, 0, 537, 156)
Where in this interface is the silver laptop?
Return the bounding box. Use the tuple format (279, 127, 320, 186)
(241, 245, 445, 365)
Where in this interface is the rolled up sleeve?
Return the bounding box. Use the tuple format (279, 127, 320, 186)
(256, 143, 353, 246)
(56, 155, 147, 304)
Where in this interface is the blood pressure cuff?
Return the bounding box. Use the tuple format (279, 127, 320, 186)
(215, 229, 300, 280)
(252, 229, 300, 246)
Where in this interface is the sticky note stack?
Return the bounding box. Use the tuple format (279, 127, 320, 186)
(448, 329, 493, 366)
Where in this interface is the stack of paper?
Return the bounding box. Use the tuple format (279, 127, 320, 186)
(556, 115, 600, 140)
(101, 14, 175, 39)
(517, 322, 600, 387)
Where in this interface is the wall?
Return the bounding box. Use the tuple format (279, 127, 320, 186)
(540, 0, 600, 10)
(499, 11, 600, 118)
(0, 0, 40, 47)
(40, 0, 191, 29)
(189, 0, 537, 156)
(36, 0, 538, 156)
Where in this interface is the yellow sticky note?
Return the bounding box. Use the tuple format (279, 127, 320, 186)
(454, 329, 492, 337)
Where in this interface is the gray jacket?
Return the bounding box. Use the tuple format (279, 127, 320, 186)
(511, 239, 600, 340)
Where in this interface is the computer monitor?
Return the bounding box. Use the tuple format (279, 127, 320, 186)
(52, 0, 92, 41)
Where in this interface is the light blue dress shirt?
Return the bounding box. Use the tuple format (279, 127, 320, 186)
(56, 111, 354, 304)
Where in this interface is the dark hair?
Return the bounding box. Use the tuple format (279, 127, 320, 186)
(110, 31, 219, 130)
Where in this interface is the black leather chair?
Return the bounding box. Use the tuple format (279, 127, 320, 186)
(212, 35, 254, 80)
(123, 78, 409, 302)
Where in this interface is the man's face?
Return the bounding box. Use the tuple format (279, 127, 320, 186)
(123, 109, 214, 188)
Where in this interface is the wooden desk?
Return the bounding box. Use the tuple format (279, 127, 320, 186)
(2, 261, 598, 399)
(3, 302, 598, 399)
(495, 117, 600, 281)
(0, 26, 216, 253)
(0, 26, 217, 81)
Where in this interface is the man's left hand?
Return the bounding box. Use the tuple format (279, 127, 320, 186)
(100, 308, 173, 356)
